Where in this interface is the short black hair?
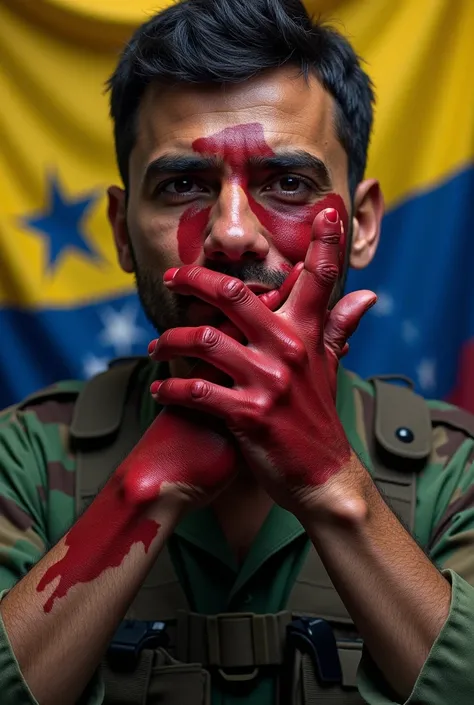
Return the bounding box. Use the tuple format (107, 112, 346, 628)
(107, 0, 374, 195)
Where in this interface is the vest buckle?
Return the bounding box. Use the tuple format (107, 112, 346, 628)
(107, 619, 169, 671)
(285, 617, 342, 684)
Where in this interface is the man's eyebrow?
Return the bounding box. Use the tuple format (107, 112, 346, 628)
(143, 150, 332, 188)
(144, 154, 221, 184)
(248, 150, 332, 188)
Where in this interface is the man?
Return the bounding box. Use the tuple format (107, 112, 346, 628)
(0, 1, 473, 704)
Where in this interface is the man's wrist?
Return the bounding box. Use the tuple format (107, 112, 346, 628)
(147, 491, 189, 532)
(295, 452, 374, 530)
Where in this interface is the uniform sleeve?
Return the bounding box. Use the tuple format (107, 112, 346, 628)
(358, 428, 474, 704)
(357, 570, 474, 704)
(0, 412, 49, 588)
(0, 410, 105, 704)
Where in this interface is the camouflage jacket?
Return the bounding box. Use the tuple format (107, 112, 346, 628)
(1, 363, 474, 705)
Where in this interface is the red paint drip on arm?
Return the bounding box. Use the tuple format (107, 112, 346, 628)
(36, 410, 234, 613)
(36, 474, 160, 613)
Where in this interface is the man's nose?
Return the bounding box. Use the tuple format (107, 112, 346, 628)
(203, 182, 269, 262)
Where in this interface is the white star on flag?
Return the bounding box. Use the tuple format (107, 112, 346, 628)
(401, 320, 420, 345)
(82, 353, 109, 379)
(98, 302, 148, 357)
(416, 358, 437, 392)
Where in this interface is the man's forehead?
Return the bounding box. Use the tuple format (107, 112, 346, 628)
(134, 68, 337, 159)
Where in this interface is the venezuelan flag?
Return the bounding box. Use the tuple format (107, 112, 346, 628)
(0, 0, 473, 411)
(342, 0, 474, 412)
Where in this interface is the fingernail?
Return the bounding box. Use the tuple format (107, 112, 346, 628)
(148, 339, 158, 355)
(163, 268, 179, 283)
(294, 262, 305, 276)
(259, 289, 279, 309)
(150, 380, 162, 395)
(324, 208, 339, 224)
(365, 298, 377, 312)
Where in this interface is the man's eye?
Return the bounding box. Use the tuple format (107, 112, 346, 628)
(161, 177, 203, 195)
(264, 175, 311, 196)
(278, 176, 303, 192)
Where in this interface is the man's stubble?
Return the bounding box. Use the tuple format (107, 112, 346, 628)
(126, 219, 352, 337)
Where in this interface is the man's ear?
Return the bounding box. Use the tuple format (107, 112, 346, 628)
(349, 179, 384, 270)
(107, 185, 134, 273)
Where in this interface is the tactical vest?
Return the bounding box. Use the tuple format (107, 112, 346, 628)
(24, 359, 436, 705)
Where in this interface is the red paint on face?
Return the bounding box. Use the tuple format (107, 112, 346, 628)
(177, 122, 349, 267)
(36, 480, 160, 613)
(193, 123, 274, 167)
(248, 192, 348, 269)
(178, 206, 211, 264)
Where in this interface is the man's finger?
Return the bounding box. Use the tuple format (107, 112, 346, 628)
(150, 377, 261, 430)
(283, 208, 343, 335)
(325, 290, 377, 356)
(151, 325, 265, 387)
(163, 265, 280, 344)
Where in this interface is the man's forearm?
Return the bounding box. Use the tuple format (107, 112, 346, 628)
(300, 456, 451, 701)
(1, 474, 182, 705)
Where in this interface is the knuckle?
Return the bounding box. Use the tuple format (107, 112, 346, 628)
(195, 326, 220, 349)
(189, 380, 210, 399)
(264, 365, 291, 395)
(233, 395, 270, 427)
(315, 262, 339, 286)
(282, 338, 307, 366)
(321, 233, 341, 246)
(251, 394, 272, 418)
(220, 277, 248, 302)
(327, 319, 345, 342)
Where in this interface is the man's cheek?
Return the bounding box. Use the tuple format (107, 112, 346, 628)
(248, 192, 349, 267)
(177, 206, 212, 264)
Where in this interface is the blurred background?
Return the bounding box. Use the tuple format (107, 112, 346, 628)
(0, 0, 473, 410)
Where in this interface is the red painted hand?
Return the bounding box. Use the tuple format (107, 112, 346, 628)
(117, 264, 302, 509)
(149, 208, 376, 513)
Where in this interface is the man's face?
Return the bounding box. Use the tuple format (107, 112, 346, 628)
(110, 67, 369, 334)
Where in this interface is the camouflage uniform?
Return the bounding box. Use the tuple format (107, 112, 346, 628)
(0, 363, 474, 704)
